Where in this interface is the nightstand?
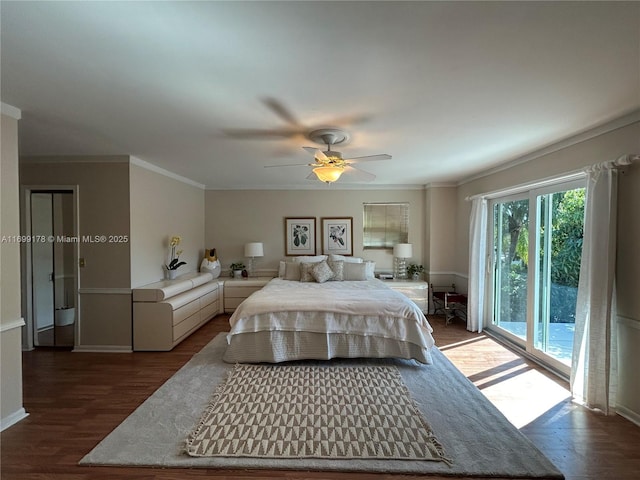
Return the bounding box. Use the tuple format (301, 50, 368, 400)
(382, 279, 428, 313)
(223, 277, 272, 313)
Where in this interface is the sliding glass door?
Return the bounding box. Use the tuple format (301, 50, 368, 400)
(493, 195, 529, 340)
(489, 181, 585, 374)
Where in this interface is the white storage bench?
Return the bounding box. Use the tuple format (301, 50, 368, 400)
(132, 272, 222, 351)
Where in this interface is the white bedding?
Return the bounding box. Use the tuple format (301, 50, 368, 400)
(224, 278, 435, 364)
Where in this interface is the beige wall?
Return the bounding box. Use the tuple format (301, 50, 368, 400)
(453, 120, 640, 421)
(205, 189, 425, 274)
(424, 186, 458, 287)
(20, 158, 132, 349)
(616, 161, 640, 421)
(129, 163, 205, 287)
(1, 111, 26, 429)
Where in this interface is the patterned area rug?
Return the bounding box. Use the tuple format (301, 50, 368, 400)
(185, 364, 449, 463)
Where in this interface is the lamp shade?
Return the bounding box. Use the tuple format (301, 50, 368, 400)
(313, 166, 344, 183)
(244, 242, 264, 257)
(393, 243, 412, 258)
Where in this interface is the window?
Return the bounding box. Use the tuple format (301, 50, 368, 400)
(363, 202, 409, 249)
(488, 180, 585, 375)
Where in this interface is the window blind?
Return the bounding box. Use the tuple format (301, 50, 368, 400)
(363, 202, 409, 249)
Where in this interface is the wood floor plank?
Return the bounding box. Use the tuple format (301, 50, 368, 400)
(2, 314, 639, 480)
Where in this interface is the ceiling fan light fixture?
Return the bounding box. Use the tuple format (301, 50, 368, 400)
(313, 165, 344, 183)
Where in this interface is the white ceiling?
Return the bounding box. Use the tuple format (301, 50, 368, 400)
(2, 1, 639, 189)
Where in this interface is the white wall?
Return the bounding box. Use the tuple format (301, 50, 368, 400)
(204, 189, 425, 275)
(129, 162, 205, 287)
(1, 109, 27, 430)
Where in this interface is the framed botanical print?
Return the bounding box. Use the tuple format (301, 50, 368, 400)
(284, 217, 316, 256)
(321, 217, 353, 255)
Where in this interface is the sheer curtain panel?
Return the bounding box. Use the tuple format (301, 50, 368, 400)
(467, 197, 488, 332)
(570, 157, 634, 413)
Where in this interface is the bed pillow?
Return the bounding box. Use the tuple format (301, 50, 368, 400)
(283, 262, 301, 281)
(327, 259, 344, 281)
(293, 255, 327, 263)
(364, 260, 376, 279)
(311, 260, 335, 283)
(278, 260, 286, 278)
(344, 262, 368, 281)
(329, 254, 362, 264)
(299, 262, 317, 282)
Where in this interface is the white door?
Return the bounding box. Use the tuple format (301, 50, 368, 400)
(31, 192, 55, 344)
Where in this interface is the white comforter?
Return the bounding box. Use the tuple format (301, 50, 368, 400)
(227, 278, 435, 353)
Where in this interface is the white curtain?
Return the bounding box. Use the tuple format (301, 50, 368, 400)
(570, 160, 627, 414)
(467, 197, 488, 332)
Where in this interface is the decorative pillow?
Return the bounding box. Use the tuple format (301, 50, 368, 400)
(329, 254, 362, 264)
(327, 260, 344, 281)
(344, 262, 368, 281)
(364, 260, 376, 279)
(278, 260, 286, 278)
(299, 262, 316, 282)
(311, 260, 335, 283)
(283, 262, 301, 281)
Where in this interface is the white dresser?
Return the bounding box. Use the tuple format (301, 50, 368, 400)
(132, 272, 222, 351)
(383, 279, 429, 313)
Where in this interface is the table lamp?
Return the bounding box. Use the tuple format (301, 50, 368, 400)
(244, 242, 264, 276)
(393, 243, 412, 279)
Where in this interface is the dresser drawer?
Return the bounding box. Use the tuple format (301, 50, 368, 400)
(225, 285, 263, 298)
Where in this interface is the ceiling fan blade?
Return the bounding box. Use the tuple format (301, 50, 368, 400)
(315, 150, 329, 161)
(221, 127, 302, 139)
(305, 171, 318, 181)
(264, 162, 312, 168)
(302, 146, 329, 162)
(343, 165, 376, 182)
(344, 153, 392, 163)
(262, 97, 303, 127)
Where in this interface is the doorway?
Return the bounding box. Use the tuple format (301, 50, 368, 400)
(26, 189, 78, 348)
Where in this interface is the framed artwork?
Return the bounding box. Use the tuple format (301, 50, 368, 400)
(284, 217, 316, 256)
(321, 217, 353, 255)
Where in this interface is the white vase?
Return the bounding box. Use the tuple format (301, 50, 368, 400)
(233, 270, 243, 279)
(166, 269, 178, 280)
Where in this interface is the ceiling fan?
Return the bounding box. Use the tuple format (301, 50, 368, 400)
(221, 97, 371, 140)
(265, 128, 392, 184)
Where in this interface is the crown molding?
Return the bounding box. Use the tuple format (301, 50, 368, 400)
(130, 157, 206, 190)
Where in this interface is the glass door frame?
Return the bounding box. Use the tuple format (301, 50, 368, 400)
(486, 178, 586, 378)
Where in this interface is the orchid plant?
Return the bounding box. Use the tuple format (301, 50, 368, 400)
(166, 235, 187, 271)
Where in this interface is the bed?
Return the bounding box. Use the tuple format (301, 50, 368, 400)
(222, 267, 436, 364)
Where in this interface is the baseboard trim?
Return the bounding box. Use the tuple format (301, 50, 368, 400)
(616, 404, 640, 427)
(1, 408, 29, 432)
(73, 345, 133, 353)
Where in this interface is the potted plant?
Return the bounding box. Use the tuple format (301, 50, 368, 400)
(165, 235, 186, 280)
(407, 264, 424, 280)
(230, 262, 246, 279)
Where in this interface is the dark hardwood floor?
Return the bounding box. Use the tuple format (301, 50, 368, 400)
(2, 314, 639, 480)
